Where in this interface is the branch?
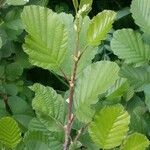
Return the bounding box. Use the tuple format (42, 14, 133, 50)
(0, 93, 12, 115)
(63, 51, 82, 150)
(63, 8, 84, 149)
(73, 124, 89, 144)
(51, 71, 69, 88)
(59, 68, 70, 83)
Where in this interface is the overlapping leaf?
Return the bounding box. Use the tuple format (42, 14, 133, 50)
(131, 0, 150, 35)
(24, 131, 63, 150)
(0, 37, 2, 49)
(111, 29, 150, 65)
(0, 117, 21, 148)
(106, 78, 129, 101)
(6, 0, 29, 5)
(58, 14, 97, 76)
(28, 118, 50, 133)
(79, 0, 93, 9)
(27, 118, 64, 149)
(144, 84, 150, 112)
(8, 96, 34, 128)
(88, 105, 130, 149)
(121, 133, 149, 150)
(87, 10, 116, 46)
(21, 5, 68, 71)
(127, 96, 149, 134)
(30, 83, 66, 132)
(74, 61, 119, 123)
(120, 65, 150, 91)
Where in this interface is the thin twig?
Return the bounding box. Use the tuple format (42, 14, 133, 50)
(0, 93, 12, 115)
(73, 123, 89, 144)
(63, 2, 87, 148)
(59, 68, 70, 83)
(0, 0, 5, 7)
(51, 71, 69, 88)
(63, 51, 82, 150)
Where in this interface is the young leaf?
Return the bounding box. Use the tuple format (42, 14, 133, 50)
(79, 0, 93, 16)
(74, 61, 119, 123)
(30, 83, 66, 132)
(72, 0, 78, 12)
(121, 133, 149, 150)
(21, 5, 68, 72)
(87, 10, 116, 46)
(58, 15, 97, 76)
(79, 0, 93, 9)
(131, 0, 150, 35)
(111, 29, 150, 66)
(88, 105, 130, 149)
(0, 117, 22, 148)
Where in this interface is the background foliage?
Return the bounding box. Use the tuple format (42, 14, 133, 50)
(0, 0, 150, 149)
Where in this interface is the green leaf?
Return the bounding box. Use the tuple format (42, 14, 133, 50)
(79, 0, 93, 8)
(88, 105, 130, 149)
(28, 118, 64, 149)
(116, 7, 130, 20)
(7, 96, 34, 129)
(79, 133, 99, 150)
(28, 118, 50, 133)
(8, 96, 32, 114)
(31, 83, 66, 132)
(28, 0, 48, 6)
(79, 0, 93, 16)
(58, 15, 97, 76)
(121, 133, 149, 150)
(119, 65, 150, 91)
(0, 65, 4, 78)
(24, 131, 64, 150)
(0, 41, 15, 58)
(69, 141, 82, 150)
(87, 10, 116, 46)
(78, 16, 98, 74)
(131, 0, 150, 35)
(5, 62, 23, 81)
(111, 29, 150, 66)
(74, 61, 119, 123)
(4, 8, 24, 31)
(0, 37, 2, 49)
(144, 84, 150, 112)
(23, 131, 51, 150)
(127, 96, 149, 134)
(55, 3, 69, 13)
(72, 0, 78, 11)
(4, 84, 18, 96)
(0, 101, 9, 118)
(21, 5, 68, 72)
(106, 78, 129, 101)
(0, 117, 22, 148)
(6, 0, 29, 5)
